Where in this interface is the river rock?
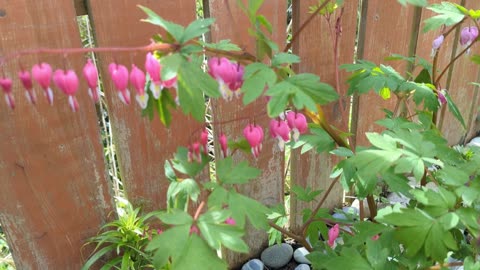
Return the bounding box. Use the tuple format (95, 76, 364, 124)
(260, 243, 293, 269)
(295, 264, 311, 270)
(293, 247, 311, 264)
(241, 259, 264, 270)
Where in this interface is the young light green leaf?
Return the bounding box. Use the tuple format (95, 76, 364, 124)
(271, 52, 301, 67)
(445, 91, 466, 128)
(216, 157, 261, 185)
(397, 0, 428, 7)
(423, 2, 465, 32)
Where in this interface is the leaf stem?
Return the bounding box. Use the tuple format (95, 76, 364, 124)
(268, 220, 313, 251)
(436, 38, 477, 84)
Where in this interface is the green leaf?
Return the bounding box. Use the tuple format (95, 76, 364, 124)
(138, 5, 185, 41)
(158, 210, 193, 225)
(288, 74, 339, 105)
(317, 247, 373, 270)
(242, 63, 277, 105)
(445, 91, 466, 128)
(423, 2, 465, 32)
(397, 0, 428, 7)
(216, 157, 261, 185)
(229, 191, 270, 229)
(180, 18, 215, 43)
(146, 225, 190, 268)
(267, 92, 290, 117)
(171, 147, 209, 177)
(160, 54, 182, 81)
(157, 87, 176, 127)
(271, 52, 301, 67)
(81, 245, 116, 270)
(414, 68, 432, 84)
(172, 235, 228, 270)
(197, 210, 249, 253)
(200, 39, 241, 51)
(291, 185, 323, 202)
(164, 160, 176, 182)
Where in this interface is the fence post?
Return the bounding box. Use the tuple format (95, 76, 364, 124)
(86, 0, 204, 213)
(207, 0, 287, 267)
(0, 0, 114, 268)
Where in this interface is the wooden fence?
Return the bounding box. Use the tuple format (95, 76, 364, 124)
(0, 0, 479, 269)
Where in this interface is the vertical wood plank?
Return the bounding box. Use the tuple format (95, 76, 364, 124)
(87, 0, 201, 213)
(208, 0, 286, 267)
(289, 0, 358, 232)
(0, 1, 114, 268)
(437, 0, 480, 144)
(353, 0, 416, 147)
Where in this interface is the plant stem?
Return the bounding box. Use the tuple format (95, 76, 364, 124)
(194, 201, 205, 220)
(268, 220, 313, 251)
(299, 177, 340, 236)
(436, 39, 477, 84)
(284, 0, 332, 52)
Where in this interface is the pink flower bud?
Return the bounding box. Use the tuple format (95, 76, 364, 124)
(189, 225, 200, 235)
(328, 224, 340, 248)
(32, 63, 53, 105)
(19, 70, 37, 105)
(53, 69, 80, 112)
(219, 133, 229, 158)
(243, 124, 264, 158)
(130, 64, 148, 109)
(200, 128, 209, 154)
(432, 35, 444, 51)
(371, 234, 380, 241)
(0, 77, 14, 109)
(269, 119, 290, 151)
(286, 112, 308, 141)
(82, 59, 100, 103)
(438, 89, 447, 106)
(109, 63, 130, 105)
(225, 217, 236, 225)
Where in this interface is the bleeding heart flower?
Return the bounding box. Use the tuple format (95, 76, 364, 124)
(200, 128, 209, 154)
(431, 35, 444, 57)
(208, 57, 244, 100)
(129, 64, 148, 109)
(82, 59, 100, 103)
(53, 69, 80, 112)
(188, 142, 202, 163)
(438, 89, 447, 106)
(32, 62, 53, 105)
(0, 77, 14, 109)
(269, 119, 290, 151)
(145, 52, 162, 99)
(243, 123, 264, 158)
(109, 63, 130, 105)
(219, 133, 229, 158)
(189, 225, 200, 235)
(286, 112, 308, 141)
(328, 224, 340, 248)
(18, 70, 36, 105)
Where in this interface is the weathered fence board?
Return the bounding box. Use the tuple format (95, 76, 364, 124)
(87, 0, 202, 213)
(289, 0, 358, 233)
(353, 0, 417, 147)
(208, 0, 286, 267)
(437, 0, 480, 144)
(0, 0, 114, 268)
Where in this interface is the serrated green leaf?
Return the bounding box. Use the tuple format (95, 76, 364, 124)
(147, 225, 190, 268)
(242, 63, 276, 104)
(138, 5, 185, 41)
(291, 185, 323, 202)
(157, 88, 176, 127)
(423, 2, 465, 32)
(271, 52, 301, 67)
(180, 18, 215, 43)
(267, 93, 290, 117)
(172, 235, 228, 270)
(171, 147, 209, 177)
(158, 210, 193, 225)
(397, 0, 428, 7)
(229, 191, 270, 229)
(160, 53, 182, 81)
(216, 157, 261, 184)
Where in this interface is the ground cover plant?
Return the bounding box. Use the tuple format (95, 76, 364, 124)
(1, 0, 480, 269)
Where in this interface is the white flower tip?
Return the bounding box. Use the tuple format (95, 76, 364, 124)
(25, 90, 37, 105)
(5, 93, 14, 110)
(45, 87, 54, 105)
(150, 83, 162, 99)
(68, 95, 79, 112)
(135, 94, 149, 109)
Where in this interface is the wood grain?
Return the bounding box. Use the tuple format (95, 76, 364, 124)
(208, 0, 286, 267)
(289, 0, 358, 232)
(0, 0, 114, 268)
(87, 0, 203, 213)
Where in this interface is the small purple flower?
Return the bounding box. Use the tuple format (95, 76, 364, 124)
(460, 26, 479, 54)
(431, 35, 444, 57)
(438, 89, 447, 106)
